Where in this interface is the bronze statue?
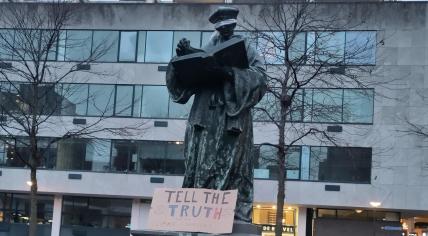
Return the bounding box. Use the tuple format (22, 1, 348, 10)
(166, 6, 266, 223)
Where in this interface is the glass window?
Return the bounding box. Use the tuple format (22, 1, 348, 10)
(136, 31, 146, 62)
(111, 140, 137, 172)
(318, 209, 400, 222)
(0, 83, 60, 115)
(40, 30, 59, 61)
(60, 83, 88, 116)
(0, 141, 5, 166)
(253, 145, 300, 180)
(311, 89, 343, 122)
(0, 29, 14, 60)
(145, 31, 173, 63)
(303, 88, 373, 124)
(309, 147, 371, 183)
(254, 145, 275, 179)
(201, 31, 214, 48)
(119, 31, 137, 62)
(57, 30, 66, 61)
(315, 32, 345, 64)
(253, 91, 280, 122)
(0, 193, 53, 224)
(62, 196, 131, 229)
(0, 82, 20, 114)
(303, 88, 313, 122)
(252, 205, 295, 226)
(135, 141, 184, 175)
(5, 139, 30, 168)
(288, 89, 303, 122)
(289, 32, 306, 63)
(257, 31, 285, 65)
(165, 141, 185, 174)
(114, 85, 133, 117)
(172, 31, 201, 56)
(85, 139, 111, 171)
(309, 146, 328, 181)
(38, 139, 57, 169)
(87, 84, 115, 116)
(13, 29, 41, 61)
(56, 139, 110, 171)
(306, 32, 316, 64)
(0, 82, 59, 115)
(317, 209, 336, 218)
(137, 141, 166, 174)
(62, 195, 87, 214)
(168, 96, 193, 119)
(337, 209, 369, 220)
(300, 146, 310, 180)
(343, 89, 374, 123)
(345, 31, 376, 65)
(65, 30, 92, 61)
(4, 138, 56, 169)
(141, 85, 169, 118)
(92, 31, 119, 62)
(19, 83, 62, 115)
(285, 147, 301, 180)
(132, 85, 143, 117)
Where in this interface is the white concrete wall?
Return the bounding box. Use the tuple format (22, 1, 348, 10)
(0, 168, 183, 198)
(1, 168, 426, 212)
(130, 200, 151, 231)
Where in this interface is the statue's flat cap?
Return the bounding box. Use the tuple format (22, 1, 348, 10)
(208, 7, 239, 24)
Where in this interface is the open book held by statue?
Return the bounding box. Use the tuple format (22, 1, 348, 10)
(171, 37, 249, 88)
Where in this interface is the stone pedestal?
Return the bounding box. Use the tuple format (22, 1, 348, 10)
(131, 221, 261, 236)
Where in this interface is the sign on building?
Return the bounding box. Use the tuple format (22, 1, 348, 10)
(147, 188, 237, 234)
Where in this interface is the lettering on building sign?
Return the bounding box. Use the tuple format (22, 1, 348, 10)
(147, 188, 237, 234)
(262, 225, 295, 233)
(381, 226, 403, 231)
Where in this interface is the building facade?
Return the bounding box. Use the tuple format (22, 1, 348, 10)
(0, 1, 427, 236)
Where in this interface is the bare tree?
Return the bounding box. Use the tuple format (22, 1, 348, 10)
(400, 90, 428, 139)
(404, 121, 428, 139)
(0, 2, 142, 236)
(242, 2, 379, 236)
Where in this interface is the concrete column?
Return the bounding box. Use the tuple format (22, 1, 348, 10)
(130, 199, 142, 231)
(296, 207, 307, 236)
(51, 195, 63, 236)
(130, 199, 151, 231)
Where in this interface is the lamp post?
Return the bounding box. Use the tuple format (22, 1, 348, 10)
(370, 202, 382, 236)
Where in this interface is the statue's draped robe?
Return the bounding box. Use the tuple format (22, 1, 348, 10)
(166, 34, 266, 222)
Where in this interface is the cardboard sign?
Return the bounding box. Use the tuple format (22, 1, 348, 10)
(147, 188, 237, 234)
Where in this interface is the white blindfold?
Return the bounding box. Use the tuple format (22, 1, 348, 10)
(214, 19, 237, 29)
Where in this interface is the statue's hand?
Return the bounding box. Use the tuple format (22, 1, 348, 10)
(176, 38, 204, 56)
(176, 38, 191, 56)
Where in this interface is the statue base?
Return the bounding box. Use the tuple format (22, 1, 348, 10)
(131, 221, 261, 236)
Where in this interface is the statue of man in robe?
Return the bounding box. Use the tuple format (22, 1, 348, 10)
(166, 6, 266, 223)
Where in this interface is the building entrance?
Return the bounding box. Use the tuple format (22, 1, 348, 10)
(252, 204, 297, 236)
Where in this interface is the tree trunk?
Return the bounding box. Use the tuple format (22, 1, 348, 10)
(28, 82, 39, 236)
(275, 102, 287, 236)
(275, 124, 286, 236)
(275, 63, 291, 236)
(29, 167, 38, 236)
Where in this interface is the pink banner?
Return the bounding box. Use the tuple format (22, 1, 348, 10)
(147, 188, 237, 234)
